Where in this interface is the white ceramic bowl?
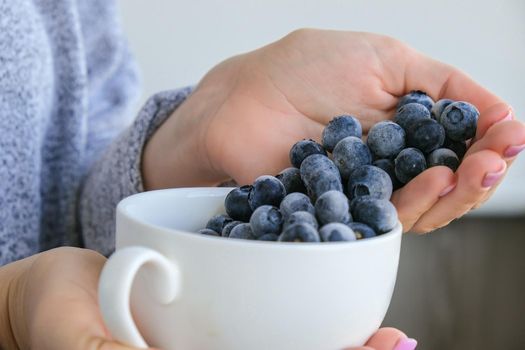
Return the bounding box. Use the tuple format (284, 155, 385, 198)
(99, 187, 402, 350)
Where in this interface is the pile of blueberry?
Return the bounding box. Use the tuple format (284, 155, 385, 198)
(197, 91, 479, 243)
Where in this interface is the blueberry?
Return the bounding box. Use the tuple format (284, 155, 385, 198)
(283, 211, 319, 230)
(406, 118, 445, 153)
(314, 190, 351, 225)
(300, 154, 343, 202)
(229, 223, 256, 240)
(367, 121, 406, 159)
(322, 115, 363, 152)
(349, 195, 370, 213)
(289, 139, 327, 168)
(427, 148, 460, 172)
(347, 222, 377, 239)
(249, 205, 283, 237)
(332, 136, 372, 179)
(276, 167, 307, 194)
(319, 223, 357, 242)
(225, 186, 253, 222)
(394, 148, 427, 184)
(431, 98, 454, 121)
(397, 90, 434, 112)
(347, 165, 393, 200)
(372, 159, 402, 190)
(278, 223, 321, 243)
(351, 197, 398, 234)
(439, 101, 479, 141)
(279, 192, 315, 218)
(248, 175, 286, 210)
(443, 136, 467, 160)
(198, 228, 221, 236)
(221, 220, 243, 237)
(206, 214, 233, 234)
(394, 102, 431, 130)
(258, 233, 279, 241)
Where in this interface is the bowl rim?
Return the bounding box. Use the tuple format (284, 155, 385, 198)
(117, 187, 403, 250)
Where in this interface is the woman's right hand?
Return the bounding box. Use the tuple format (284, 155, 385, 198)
(0, 247, 415, 350)
(0, 247, 157, 350)
(347, 328, 417, 350)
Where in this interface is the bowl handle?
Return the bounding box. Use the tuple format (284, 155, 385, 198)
(98, 246, 181, 348)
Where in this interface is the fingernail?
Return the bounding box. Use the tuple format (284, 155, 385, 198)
(504, 144, 525, 158)
(482, 162, 506, 188)
(439, 183, 456, 197)
(394, 337, 418, 350)
(498, 107, 514, 123)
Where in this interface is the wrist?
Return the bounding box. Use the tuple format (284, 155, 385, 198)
(141, 88, 227, 190)
(142, 55, 248, 190)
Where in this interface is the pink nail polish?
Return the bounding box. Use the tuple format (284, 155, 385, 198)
(499, 109, 513, 123)
(482, 165, 506, 188)
(394, 338, 418, 350)
(439, 183, 456, 197)
(504, 145, 525, 158)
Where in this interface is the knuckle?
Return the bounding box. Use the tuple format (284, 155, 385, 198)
(284, 28, 316, 42)
(378, 34, 403, 48)
(375, 326, 406, 338)
(37, 247, 106, 267)
(471, 197, 488, 210)
(412, 222, 440, 234)
(413, 218, 455, 234)
(85, 336, 114, 350)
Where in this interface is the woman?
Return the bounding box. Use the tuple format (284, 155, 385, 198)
(1, 1, 523, 349)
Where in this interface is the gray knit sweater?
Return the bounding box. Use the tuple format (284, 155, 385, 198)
(0, 0, 191, 265)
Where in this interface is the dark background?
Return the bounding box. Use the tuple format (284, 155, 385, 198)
(384, 217, 525, 349)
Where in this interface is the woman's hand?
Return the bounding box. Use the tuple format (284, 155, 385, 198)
(0, 247, 157, 350)
(0, 247, 413, 350)
(348, 328, 417, 350)
(142, 29, 525, 233)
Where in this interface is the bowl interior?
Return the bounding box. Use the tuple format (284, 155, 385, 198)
(118, 188, 402, 246)
(119, 187, 232, 233)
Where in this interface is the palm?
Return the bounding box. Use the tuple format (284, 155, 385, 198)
(15, 248, 148, 350)
(207, 32, 392, 182)
(202, 29, 524, 233)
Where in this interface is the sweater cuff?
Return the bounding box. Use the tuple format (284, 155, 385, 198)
(124, 87, 194, 193)
(79, 86, 194, 255)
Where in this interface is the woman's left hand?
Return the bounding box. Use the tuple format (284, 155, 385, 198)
(142, 29, 525, 233)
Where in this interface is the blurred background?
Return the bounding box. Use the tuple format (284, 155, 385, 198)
(117, 0, 525, 348)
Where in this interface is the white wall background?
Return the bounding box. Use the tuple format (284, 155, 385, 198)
(117, 0, 525, 215)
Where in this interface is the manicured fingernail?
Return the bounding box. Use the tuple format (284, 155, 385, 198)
(504, 144, 525, 158)
(498, 107, 513, 123)
(394, 337, 418, 350)
(482, 162, 506, 188)
(439, 183, 456, 197)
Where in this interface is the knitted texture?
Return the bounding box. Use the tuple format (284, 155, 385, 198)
(0, 0, 191, 264)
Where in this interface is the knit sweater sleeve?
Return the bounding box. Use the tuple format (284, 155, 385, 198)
(79, 87, 194, 256)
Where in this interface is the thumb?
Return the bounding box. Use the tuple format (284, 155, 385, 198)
(344, 328, 417, 350)
(365, 327, 417, 350)
(88, 338, 160, 350)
